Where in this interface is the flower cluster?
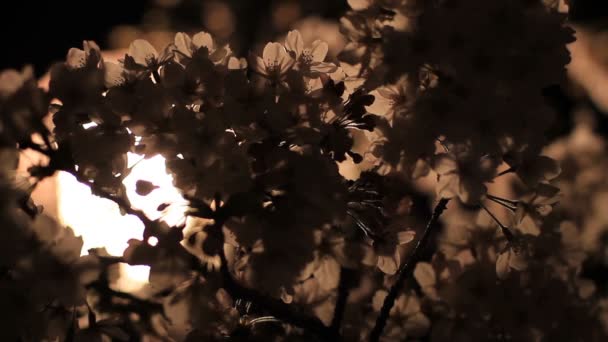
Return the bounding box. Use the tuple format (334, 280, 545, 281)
(0, 1, 605, 341)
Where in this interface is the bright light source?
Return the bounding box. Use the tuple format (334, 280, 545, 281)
(82, 122, 98, 130)
(58, 153, 186, 291)
(148, 236, 159, 247)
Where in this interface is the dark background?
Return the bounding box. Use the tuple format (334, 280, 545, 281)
(0, 0, 606, 76)
(0, 0, 348, 76)
(0, 1, 147, 74)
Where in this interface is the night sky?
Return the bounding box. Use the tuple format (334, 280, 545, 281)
(0, 0, 606, 76)
(0, 1, 146, 75)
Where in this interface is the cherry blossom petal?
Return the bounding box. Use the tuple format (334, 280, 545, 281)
(254, 56, 268, 76)
(404, 312, 431, 337)
(228, 57, 246, 70)
(366, 89, 393, 116)
(496, 250, 511, 279)
(517, 214, 541, 236)
(313, 257, 340, 290)
(66, 48, 86, 69)
(397, 230, 416, 244)
(209, 47, 228, 63)
(310, 40, 329, 62)
(509, 250, 528, 271)
(436, 173, 459, 199)
(401, 294, 422, 316)
(104, 62, 126, 88)
(192, 31, 214, 50)
(377, 254, 398, 275)
(262, 42, 284, 67)
(83, 40, 101, 54)
(372, 290, 388, 312)
(432, 154, 458, 175)
(348, 0, 372, 11)
(174, 32, 193, 57)
(285, 30, 304, 59)
(128, 39, 158, 66)
(310, 62, 338, 74)
(414, 262, 436, 288)
(0, 70, 26, 97)
(279, 56, 295, 74)
(377, 85, 400, 99)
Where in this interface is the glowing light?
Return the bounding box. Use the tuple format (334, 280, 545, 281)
(58, 153, 186, 291)
(148, 236, 159, 247)
(82, 122, 98, 130)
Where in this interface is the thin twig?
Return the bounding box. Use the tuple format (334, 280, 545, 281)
(64, 168, 154, 227)
(486, 194, 517, 212)
(330, 267, 355, 335)
(369, 198, 450, 342)
(481, 204, 515, 243)
(486, 194, 518, 206)
(495, 167, 516, 178)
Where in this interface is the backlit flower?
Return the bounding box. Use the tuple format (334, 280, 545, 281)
(285, 30, 337, 77)
(432, 151, 499, 205)
(252, 42, 295, 81)
(174, 31, 232, 65)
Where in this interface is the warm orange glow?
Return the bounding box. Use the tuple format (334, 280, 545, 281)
(58, 153, 186, 291)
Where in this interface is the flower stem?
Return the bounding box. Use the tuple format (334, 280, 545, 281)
(486, 194, 518, 212)
(481, 204, 515, 243)
(495, 166, 516, 178)
(369, 198, 450, 342)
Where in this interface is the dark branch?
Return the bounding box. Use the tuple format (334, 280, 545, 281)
(86, 280, 164, 316)
(217, 252, 338, 341)
(369, 198, 450, 342)
(330, 267, 355, 335)
(64, 168, 154, 228)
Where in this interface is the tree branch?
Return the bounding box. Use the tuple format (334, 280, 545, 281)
(368, 198, 450, 342)
(217, 252, 338, 341)
(330, 267, 355, 335)
(41, 144, 340, 340)
(63, 168, 154, 227)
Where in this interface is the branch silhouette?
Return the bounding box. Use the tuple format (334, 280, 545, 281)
(369, 198, 450, 342)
